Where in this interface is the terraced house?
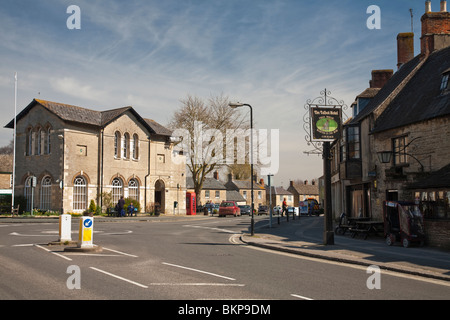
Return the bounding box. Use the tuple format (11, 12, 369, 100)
(5, 99, 186, 214)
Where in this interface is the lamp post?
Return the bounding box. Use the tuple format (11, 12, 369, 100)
(229, 102, 255, 236)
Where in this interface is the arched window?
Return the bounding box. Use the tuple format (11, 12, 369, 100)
(26, 128, 33, 156)
(128, 179, 139, 202)
(45, 126, 51, 154)
(73, 176, 87, 211)
(36, 128, 42, 155)
(132, 134, 139, 159)
(24, 176, 33, 211)
(114, 131, 121, 158)
(123, 133, 130, 159)
(112, 177, 123, 205)
(40, 176, 52, 210)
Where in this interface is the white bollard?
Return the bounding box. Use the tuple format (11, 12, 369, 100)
(59, 214, 72, 242)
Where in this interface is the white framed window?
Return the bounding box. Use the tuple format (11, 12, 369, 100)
(114, 131, 121, 158)
(24, 176, 33, 211)
(123, 133, 130, 159)
(132, 134, 139, 159)
(73, 176, 87, 211)
(128, 179, 139, 202)
(40, 176, 52, 210)
(112, 177, 123, 205)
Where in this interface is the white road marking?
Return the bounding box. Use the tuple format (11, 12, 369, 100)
(162, 262, 236, 281)
(148, 283, 245, 286)
(102, 247, 138, 257)
(90, 267, 148, 288)
(291, 294, 314, 300)
(35, 244, 72, 261)
(184, 225, 238, 234)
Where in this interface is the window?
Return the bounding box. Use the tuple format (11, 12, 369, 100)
(347, 126, 360, 159)
(123, 133, 130, 159)
(24, 176, 33, 211)
(128, 179, 139, 202)
(205, 190, 210, 199)
(114, 131, 121, 158)
(393, 136, 407, 165)
(441, 73, 449, 91)
(243, 191, 247, 199)
(132, 134, 139, 159)
(40, 176, 52, 210)
(73, 176, 87, 211)
(215, 191, 220, 199)
(111, 177, 123, 205)
(26, 128, 33, 156)
(45, 126, 51, 154)
(258, 191, 262, 199)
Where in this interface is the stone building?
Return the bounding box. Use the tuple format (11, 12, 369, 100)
(5, 99, 186, 214)
(331, 1, 450, 247)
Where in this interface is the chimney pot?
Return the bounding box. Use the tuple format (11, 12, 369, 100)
(426, 1, 432, 13)
(441, 0, 447, 12)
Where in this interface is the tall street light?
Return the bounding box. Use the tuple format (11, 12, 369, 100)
(229, 102, 255, 236)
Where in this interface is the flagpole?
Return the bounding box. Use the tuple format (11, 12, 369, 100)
(11, 72, 17, 215)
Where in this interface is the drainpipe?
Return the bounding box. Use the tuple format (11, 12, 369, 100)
(144, 136, 151, 212)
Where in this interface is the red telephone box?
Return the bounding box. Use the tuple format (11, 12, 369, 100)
(186, 192, 196, 215)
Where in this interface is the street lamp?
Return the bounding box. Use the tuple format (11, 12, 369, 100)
(229, 102, 255, 236)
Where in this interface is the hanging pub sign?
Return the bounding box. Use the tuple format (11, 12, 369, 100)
(310, 107, 341, 141)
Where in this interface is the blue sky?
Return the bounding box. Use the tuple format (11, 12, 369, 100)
(0, 0, 431, 186)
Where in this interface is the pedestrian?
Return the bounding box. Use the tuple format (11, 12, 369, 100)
(118, 196, 125, 217)
(282, 197, 287, 217)
(128, 202, 135, 217)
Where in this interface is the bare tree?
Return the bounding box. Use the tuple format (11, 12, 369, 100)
(168, 94, 249, 205)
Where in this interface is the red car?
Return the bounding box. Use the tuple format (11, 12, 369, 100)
(218, 201, 241, 217)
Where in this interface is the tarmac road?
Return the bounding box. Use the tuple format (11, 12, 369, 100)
(0, 215, 449, 301)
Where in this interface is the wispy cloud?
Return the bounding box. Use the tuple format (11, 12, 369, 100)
(0, 0, 427, 184)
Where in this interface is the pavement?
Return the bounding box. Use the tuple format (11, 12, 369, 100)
(2, 213, 449, 282)
(241, 215, 450, 282)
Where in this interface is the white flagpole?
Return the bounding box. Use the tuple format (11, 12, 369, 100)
(11, 72, 17, 215)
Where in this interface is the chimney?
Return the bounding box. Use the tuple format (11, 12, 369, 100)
(304, 180, 308, 185)
(421, 1, 450, 56)
(213, 170, 219, 180)
(259, 178, 264, 186)
(370, 70, 394, 88)
(290, 181, 294, 187)
(397, 33, 415, 69)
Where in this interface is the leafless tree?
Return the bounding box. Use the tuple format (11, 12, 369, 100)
(168, 94, 250, 205)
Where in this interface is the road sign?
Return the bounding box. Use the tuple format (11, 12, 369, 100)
(78, 216, 94, 248)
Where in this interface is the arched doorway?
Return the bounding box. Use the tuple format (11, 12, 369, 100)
(154, 179, 165, 214)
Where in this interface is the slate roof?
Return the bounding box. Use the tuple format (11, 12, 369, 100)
(350, 54, 424, 125)
(5, 99, 171, 137)
(371, 46, 450, 133)
(266, 186, 292, 195)
(186, 177, 226, 190)
(288, 183, 319, 196)
(226, 190, 246, 202)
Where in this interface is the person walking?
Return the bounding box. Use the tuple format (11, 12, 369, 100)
(118, 196, 125, 217)
(282, 197, 287, 217)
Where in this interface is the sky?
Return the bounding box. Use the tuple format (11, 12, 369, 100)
(0, 0, 431, 188)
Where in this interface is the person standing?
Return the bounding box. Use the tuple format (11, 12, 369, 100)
(118, 196, 125, 217)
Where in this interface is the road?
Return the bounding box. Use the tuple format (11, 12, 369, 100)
(1, 216, 449, 302)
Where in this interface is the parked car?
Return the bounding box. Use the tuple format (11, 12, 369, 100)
(273, 205, 281, 214)
(219, 201, 241, 217)
(238, 205, 251, 215)
(258, 205, 269, 215)
(287, 206, 299, 216)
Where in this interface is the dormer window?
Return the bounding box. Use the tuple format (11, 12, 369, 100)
(441, 71, 449, 91)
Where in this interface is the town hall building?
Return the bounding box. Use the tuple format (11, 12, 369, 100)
(5, 99, 186, 215)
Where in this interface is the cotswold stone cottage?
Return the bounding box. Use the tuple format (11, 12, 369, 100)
(5, 99, 186, 214)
